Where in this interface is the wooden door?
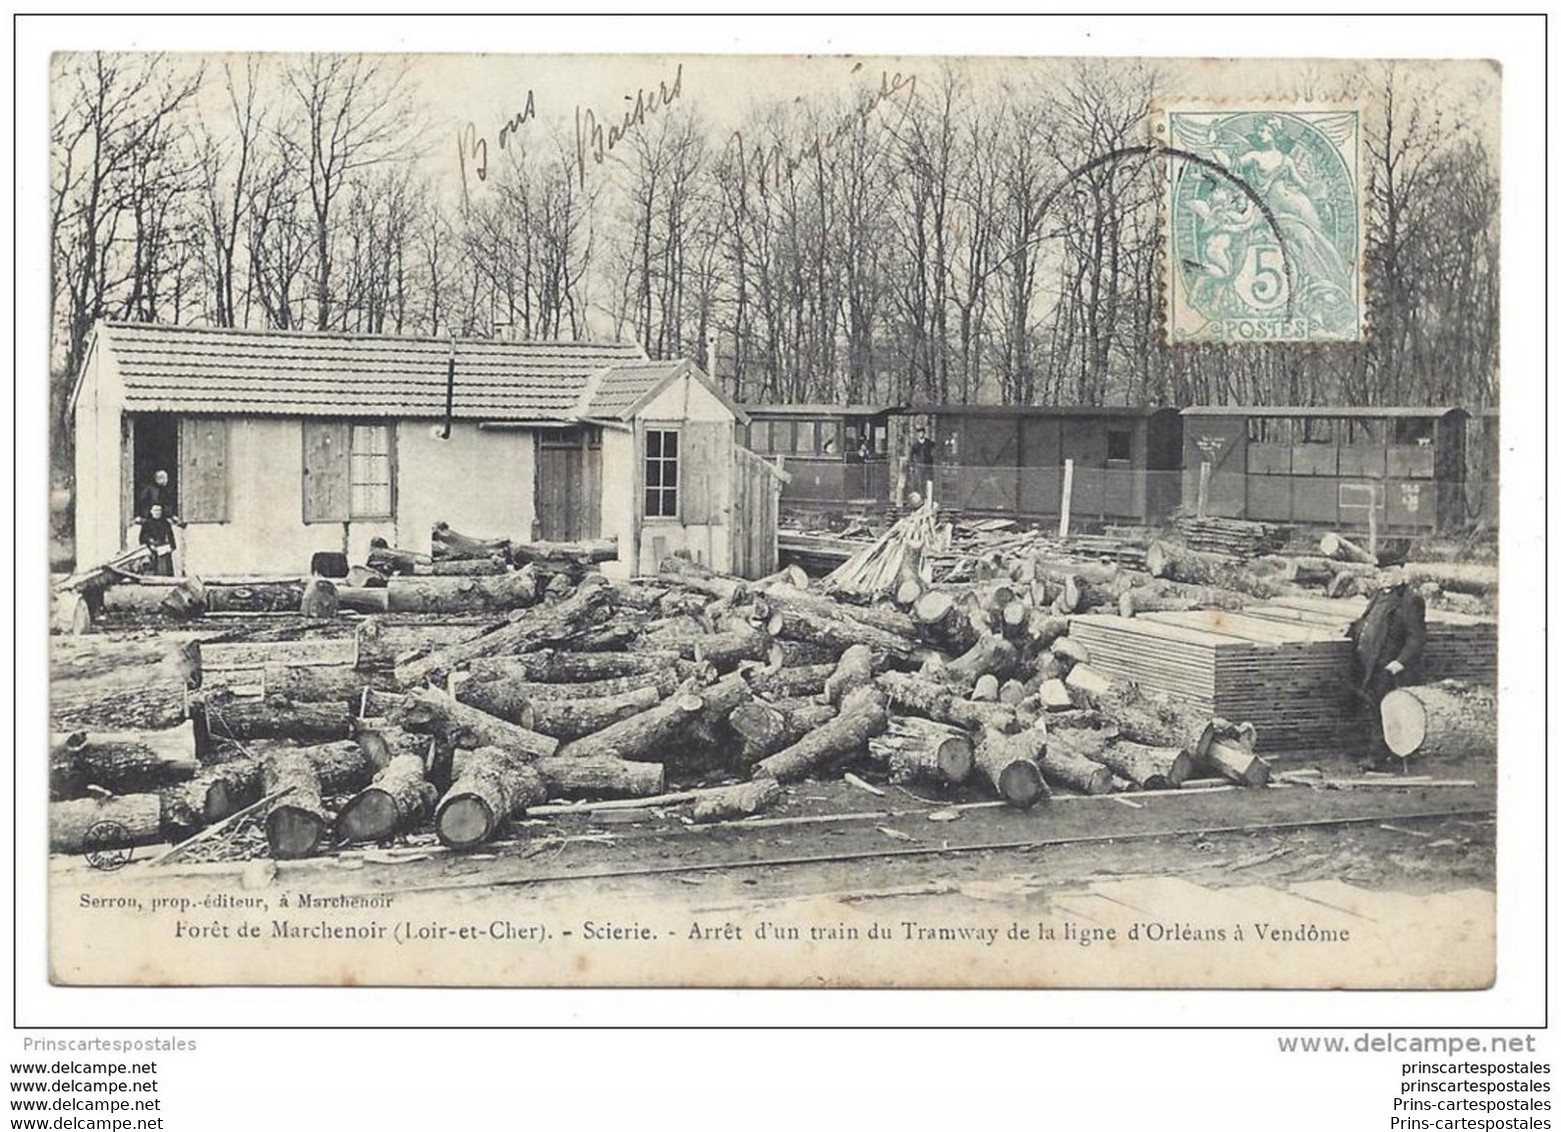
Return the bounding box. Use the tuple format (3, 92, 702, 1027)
(536, 429, 601, 541)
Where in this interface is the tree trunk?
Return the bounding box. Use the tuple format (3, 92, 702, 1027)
(431, 522, 511, 561)
(1117, 585, 1202, 618)
(338, 754, 436, 843)
(942, 632, 1018, 686)
(1380, 681, 1497, 760)
(454, 673, 663, 741)
(554, 685, 708, 763)
(769, 601, 915, 660)
(204, 581, 306, 614)
(1146, 540, 1283, 597)
(659, 555, 747, 601)
(385, 572, 538, 615)
(353, 619, 485, 672)
(51, 794, 163, 855)
(753, 687, 888, 783)
(480, 648, 682, 684)
(867, 717, 974, 786)
(761, 584, 919, 640)
(191, 692, 352, 754)
(511, 537, 618, 575)
(1319, 531, 1376, 564)
(1402, 562, 1498, 597)
(158, 757, 265, 841)
(534, 754, 665, 799)
(458, 662, 679, 702)
(1090, 739, 1194, 790)
(335, 586, 391, 614)
(52, 671, 188, 733)
(366, 545, 433, 575)
(300, 578, 339, 619)
(692, 622, 772, 671)
(351, 722, 431, 770)
(823, 644, 874, 706)
(973, 726, 1049, 808)
(687, 778, 782, 823)
(260, 749, 331, 859)
(1063, 663, 1112, 701)
(1195, 723, 1269, 787)
(50, 720, 198, 799)
(877, 671, 1017, 734)
(1038, 728, 1116, 795)
(435, 746, 545, 849)
(264, 663, 397, 704)
(395, 586, 613, 686)
(911, 589, 981, 653)
(388, 687, 559, 760)
(729, 698, 838, 765)
(744, 662, 835, 701)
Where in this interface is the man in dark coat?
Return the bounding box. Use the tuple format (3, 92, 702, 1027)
(1345, 551, 1426, 762)
(907, 425, 936, 502)
(136, 468, 178, 523)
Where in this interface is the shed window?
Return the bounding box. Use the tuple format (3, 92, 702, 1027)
(350, 424, 393, 517)
(1106, 429, 1133, 462)
(645, 429, 679, 519)
(1393, 417, 1436, 446)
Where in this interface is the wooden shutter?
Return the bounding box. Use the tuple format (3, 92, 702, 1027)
(179, 417, 230, 522)
(680, 420, 733, 526)
(302, 420, 351, 523)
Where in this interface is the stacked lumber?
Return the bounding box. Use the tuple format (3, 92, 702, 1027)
(1172, 515, 1289, 556)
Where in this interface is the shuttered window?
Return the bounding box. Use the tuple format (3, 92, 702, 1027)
(179, 417, 230, 522)
(644, 429, 679, 519)
(304, 420, 394, 522)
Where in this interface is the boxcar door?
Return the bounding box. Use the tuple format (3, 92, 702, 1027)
(957, 416, 1020, 513)
(536, 428, 602, 541)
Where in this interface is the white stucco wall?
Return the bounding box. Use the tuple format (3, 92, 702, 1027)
(72, 338, 125, 570)
(178, 419, 534, 575)
(599, 427, 636, 578)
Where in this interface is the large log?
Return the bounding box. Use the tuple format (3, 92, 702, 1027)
(1319, 531, 1376, 564)
(752, 687, 888, 783)
(50, 720, 199, 799)
(769, 602, 914, 660)
(760, 584, 919, 641)
(337, 755, 438, 843)
(353, 619, 487, 672)
(52, 670, 188, 733)
(534, 755, 665, 799)
(458, 662, 679, 702)
(157, 757, 264, 840)
(396, 586, 613, 686)
(300, 578, 340, 619)
(692, 621, 772, 672)
(554, 684, 709, 763)
(1380, 681, 1497, 760)
(867, 717, 974, 787)
(911, 589, 981, 653)
(972, 726, 1049, 808)
(366, 544, 433, 575)
(1401, 562, 1498, 598)
(264, 663, 397, 703)
(204, 581, 306, 614)
(1146, 540, 1283, 598)
(431, 522, 511, 561)
(1199, 730, 1270, 787)
(688, 778, 783, 823)
(658, 555, 747, 601)
(744, 662, 835, 701)
(335, 586, 390, 614)
(941, 632, 1018, 686)
(728, 698, 837, 765)
(435, 746, 545, 848)
(385, 571, 538, 615)
(1037, 728, 1116, 795)
(876, 671, 1017, 734)
(453, 673, 663, 741)
(822, 644, 875, 706)
(51, 794, 164, 855)
(1089, 739, 1194, 790)
(260, 749, 331, 859)
(388, 687, 559, 760)
(473, 648, 681, 684)
(351, 722, 431, 770)
(191, 692, 353, 754)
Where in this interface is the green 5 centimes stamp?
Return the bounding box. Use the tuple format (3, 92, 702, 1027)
(1160, 105, 1364, 344)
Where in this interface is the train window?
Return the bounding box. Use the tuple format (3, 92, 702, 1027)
(1248, 417, 1292, 444)
(796, 421, 816, 455)
(1345, 418, 1383, 445)
(749, 421, 771, 453)
(1106, 429, 1132, 461)
(1301, 418, 1334, 443)
(875, 425, 888, 454)
(1393, 417, 1436, 446)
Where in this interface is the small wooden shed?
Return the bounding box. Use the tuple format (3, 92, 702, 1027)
(69, 321, 783, 578)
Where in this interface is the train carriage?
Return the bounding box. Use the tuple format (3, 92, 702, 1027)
(741, 404, 893, 509)
(1180, 406, 1470, 533)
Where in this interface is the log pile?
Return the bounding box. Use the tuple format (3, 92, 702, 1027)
(51, 510, 1492, 864)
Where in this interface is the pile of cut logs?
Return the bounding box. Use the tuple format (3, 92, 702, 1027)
(49, 516, 1494, 862)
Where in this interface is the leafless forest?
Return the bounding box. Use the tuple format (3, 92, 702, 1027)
(50, 53, 1499, 440)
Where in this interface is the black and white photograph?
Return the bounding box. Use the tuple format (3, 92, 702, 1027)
(17, 8, 1541, 1044)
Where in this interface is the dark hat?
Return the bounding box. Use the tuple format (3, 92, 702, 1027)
(1375, 546, 1408, 568)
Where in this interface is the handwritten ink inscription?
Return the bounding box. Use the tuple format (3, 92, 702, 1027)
(457, 89, 538, 195)
(573, 63, 686, 188)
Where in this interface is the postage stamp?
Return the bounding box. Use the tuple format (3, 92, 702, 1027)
(1159, 105, 1366, 344)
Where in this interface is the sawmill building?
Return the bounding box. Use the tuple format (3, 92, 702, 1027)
(68, 321, 783, 578)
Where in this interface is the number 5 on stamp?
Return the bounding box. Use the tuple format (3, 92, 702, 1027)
(1158, 104, 1365, 344)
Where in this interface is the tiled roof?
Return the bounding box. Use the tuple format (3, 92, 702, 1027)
(94, 322, 648, 421)
(583, 359, 690, 421)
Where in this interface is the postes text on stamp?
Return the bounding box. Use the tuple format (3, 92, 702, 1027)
(1160, 105, 1364, 344)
